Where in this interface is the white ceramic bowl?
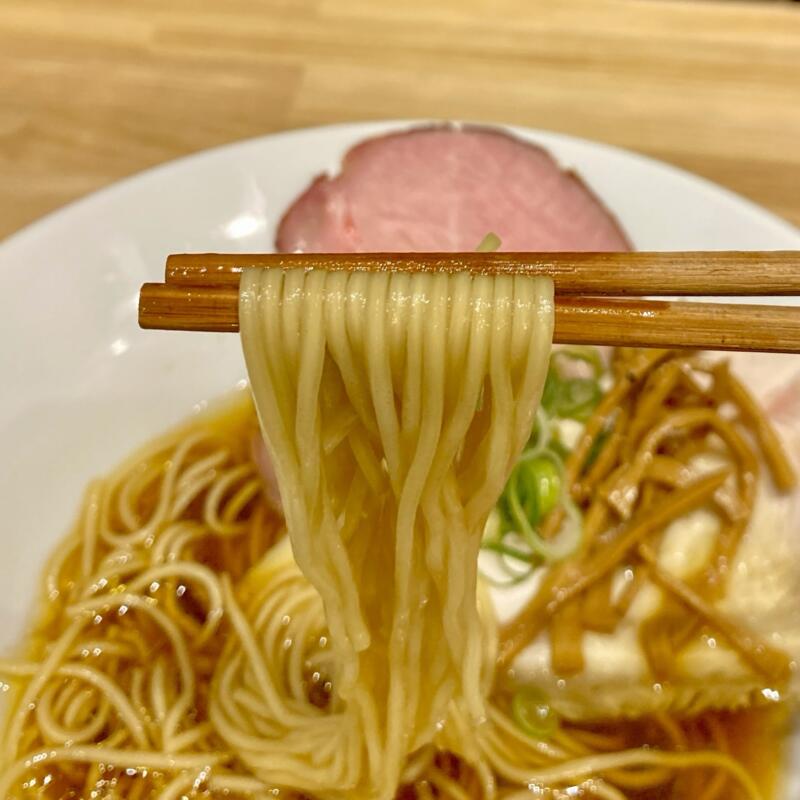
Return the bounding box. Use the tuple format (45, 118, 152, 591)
(1, 119, 799, 789)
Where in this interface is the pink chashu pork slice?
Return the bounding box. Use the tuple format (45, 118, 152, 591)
(258, 126, 631, 506)
(266, 126, 800, 719)
(276, 126, 631, 253)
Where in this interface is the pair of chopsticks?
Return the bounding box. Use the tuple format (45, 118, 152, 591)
(138, 251, 800, 353)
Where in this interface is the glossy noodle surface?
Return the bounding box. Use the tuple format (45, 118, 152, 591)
(0, 383, 789, 799)
(234, 268, 553, 796)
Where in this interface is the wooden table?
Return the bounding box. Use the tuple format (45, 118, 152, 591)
(1, 0, 798, 240)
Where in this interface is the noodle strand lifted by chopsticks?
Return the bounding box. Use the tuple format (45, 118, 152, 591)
(227, 269, 554, 797)
(0, 283, 787, 800)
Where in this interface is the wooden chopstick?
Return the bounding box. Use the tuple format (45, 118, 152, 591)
(138, 251, 800, 353)
(164, 251, 800, 296)
(139, 281, 800, 353)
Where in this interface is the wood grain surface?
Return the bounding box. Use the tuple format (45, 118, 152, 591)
(1, 0, 799, 240)
(163, 250, 800, 294)
(139, 279, 800, 354)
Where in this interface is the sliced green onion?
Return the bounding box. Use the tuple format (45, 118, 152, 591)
(505, 454, 563, 531)
(481, 347, 607, 573)
(479, 532, 540, 587)
(482, 539, 538, 565)
(552, 346, 605, 378)
(542, 373, 601, 421)
(542, 346, 604, 421)
(556, 377, 602, 421)
(480, 568, 535, 588)
(528, 456, 561, 518)
(490, 445, 578, 565)
(476, 232, 502, 252)
(548, 438, 571, 461)
(538, 493, 582, 561)
(540, 368, 561, 416)
(511, 687, 558, 739)
(526, 406, 552, 455)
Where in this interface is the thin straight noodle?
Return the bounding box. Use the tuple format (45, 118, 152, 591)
(0, 746, 228, 798)
(150, 658, 169, 725)
(157, 772, 195, 800)
(519, 748, 761, 799)
(2, 618, 85, 761)
(67, 594, 195, 748)
(171, 449, 228, 518)
(387, 272, 447, 757)
(44, 530, 81, 603)
(231, 268, 554, 799)
(696, 715, 731, 800)
(5, 292, 781, 799)
(151, 521, 206, 565)
(36, 683, 108, 745)
(204, 465, 261, 534)
(39, 662, 147, 746)
(1, 404, 273, 796)
(80, 482, 102, 579)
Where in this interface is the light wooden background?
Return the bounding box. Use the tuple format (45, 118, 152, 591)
(1, 0, 799, 239)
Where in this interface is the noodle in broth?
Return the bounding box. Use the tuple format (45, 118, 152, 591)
(229, 268, 553, 796)
(0, 271, 791, 799)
